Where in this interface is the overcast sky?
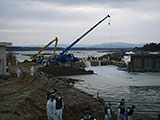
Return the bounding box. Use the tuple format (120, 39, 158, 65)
(0, 0, 160, 46)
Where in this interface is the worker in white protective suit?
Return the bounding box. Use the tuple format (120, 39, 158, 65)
(16, 68, 21, 78)
(16, 60, 18, 65)
(30, 66, 35, 76)
(105, 102, 112, 120)
(46, 94, 56, 120)
(55, 93, 64, 120)
(8, 62, 11, 68)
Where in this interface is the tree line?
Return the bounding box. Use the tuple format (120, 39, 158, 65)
(134, 43, 160, 52)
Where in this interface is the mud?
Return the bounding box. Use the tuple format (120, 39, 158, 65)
(0, 62, 107, 120)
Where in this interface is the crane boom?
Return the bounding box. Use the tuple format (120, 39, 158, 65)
(60, 14, 110, 56)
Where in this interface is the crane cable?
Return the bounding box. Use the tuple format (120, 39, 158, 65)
(108, 16, 113, 43)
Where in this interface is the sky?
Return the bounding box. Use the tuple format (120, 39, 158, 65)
(0, 0, 160, 46)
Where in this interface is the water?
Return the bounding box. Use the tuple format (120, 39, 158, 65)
(64, 66, 160, 120)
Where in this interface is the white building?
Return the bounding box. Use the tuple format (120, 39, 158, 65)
(0, 42, 12, 75)
(122, 51, 135, 65)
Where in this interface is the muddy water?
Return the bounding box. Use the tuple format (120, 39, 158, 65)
(64, 66, 160, 120)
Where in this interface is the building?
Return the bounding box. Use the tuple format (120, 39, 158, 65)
(0, 42, 12, 75)
(128, 54, 160, 72)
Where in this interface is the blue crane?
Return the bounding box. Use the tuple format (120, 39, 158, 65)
(57, 14, 111, 63)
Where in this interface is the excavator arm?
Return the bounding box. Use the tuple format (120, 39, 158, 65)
(38, 37, 58, 55)
(30, 37, 58, 61)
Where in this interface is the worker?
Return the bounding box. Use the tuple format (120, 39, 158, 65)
(16, 60, 18, 65)
(117, 98, 125, 110)
(46, 93, 56, 120)
(96, 91, 99, 99)
(80, 110, 96, 120)
(16, 68, 21, 78)
(126, 105, 135, 120)
(6, 66, 9, 74)
(8, 62, 11, 68)
(30, 66, 35, 76)
(105, 102, 112, 120)
(55, 93, 64, 120)
(117, 99, 125, 120)
(117, 104, 125, 120)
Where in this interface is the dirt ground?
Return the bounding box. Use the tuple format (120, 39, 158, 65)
(0, 62, 109, 120)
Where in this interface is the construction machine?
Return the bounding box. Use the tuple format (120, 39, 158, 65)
(51, 14, 111, 63)
(30, 37, 58, 62)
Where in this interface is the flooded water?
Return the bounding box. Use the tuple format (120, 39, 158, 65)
(64, 66, 160, 120)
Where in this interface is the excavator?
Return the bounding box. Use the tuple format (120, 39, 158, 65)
(30, 37, 58, 62)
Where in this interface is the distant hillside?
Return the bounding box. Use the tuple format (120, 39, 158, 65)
(27, 42, 144, 48)
(90, 42, 144, 48)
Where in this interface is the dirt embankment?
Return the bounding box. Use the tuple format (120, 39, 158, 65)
(39, 64, 94, 76)
(0, 62, 106, 120)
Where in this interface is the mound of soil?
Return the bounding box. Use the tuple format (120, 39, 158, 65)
(40, 65, 94, 76)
